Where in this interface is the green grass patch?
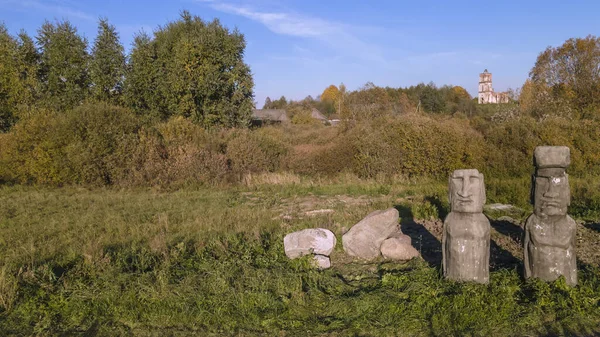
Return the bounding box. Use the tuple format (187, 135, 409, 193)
(0, 183, 599, 335)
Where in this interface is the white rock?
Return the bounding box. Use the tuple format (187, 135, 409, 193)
(380, 235, 420, 261)
(342, 208, 399, 260)
(312, 255, 331, 269)
(284, 228, 337, 259)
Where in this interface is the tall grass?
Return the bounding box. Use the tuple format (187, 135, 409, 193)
(1, 181, 600, 335)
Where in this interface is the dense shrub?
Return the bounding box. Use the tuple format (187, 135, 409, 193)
(286, 139, 356, 176)
(477, 116, 600, 177)
(0, 110, 74, 185)
(0, 103, 140, 185)
(226, 129, 288, 175)
(64, 102, 141, 185)
(286, 115, 485, 179)
(123, 118, 229, 187)
(3, 106, 600, 187)
(349, 115, 486, 178)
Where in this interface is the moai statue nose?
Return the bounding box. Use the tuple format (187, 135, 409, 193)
(544, 181, 560, 198)
(458, 179, 471, 198)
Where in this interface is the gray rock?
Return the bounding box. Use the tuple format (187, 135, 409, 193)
(284, 228, 336, 259)
(380, 235, 419, 260)
(312, 255, 331, 269)
(388, 231, 412, 243)
(342, 208, 399, 260)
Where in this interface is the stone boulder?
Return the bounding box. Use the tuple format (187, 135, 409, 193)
(342, 208, 399, 260)
(312, 255, 331, 269)
(284, 228, 336, 259)
(380, 234, 420, 261)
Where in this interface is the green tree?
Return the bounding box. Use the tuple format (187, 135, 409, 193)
(530, 35, 600, 118)
(263, 96, 272, 109)
(124, 31, 158, 117)
(126, 11, 254, 127)
(16, 31, 40, 114)
(37, 20, 90, 111)
(345, 82, 392, 120)
(0, 27, 41, 130)
(270, 96, 287, 109)
(90, 18, 125, 104)
(0, 24, 19, 130)
(418, 82, 446, 113)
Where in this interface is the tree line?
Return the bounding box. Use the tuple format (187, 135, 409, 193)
(0, 11, 254, 132)
(263, 81, 501, 123)
(263, 35, 600, 123)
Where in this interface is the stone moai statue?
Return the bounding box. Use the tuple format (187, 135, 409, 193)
(524, 146, 577, 286)
(442, 169, 491, 283)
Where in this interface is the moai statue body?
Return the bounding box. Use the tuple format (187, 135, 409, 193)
(442, 169, 491, 283)
(524, 146, 577, 286)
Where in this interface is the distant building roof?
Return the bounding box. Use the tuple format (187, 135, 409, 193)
(251, 109, 290, 122)
(310, 108, 327, 121)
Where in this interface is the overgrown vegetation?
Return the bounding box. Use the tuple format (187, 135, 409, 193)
(0, 11, 254, 130)
(3, 105, 600, 187)
(0, 182, 600, 335)
(3, 10, 600, 336)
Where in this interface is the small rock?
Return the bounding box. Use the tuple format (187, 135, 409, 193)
(313, 255, 331, 269)
(284, 228, 337, 259)
(380, 235, 420, 261)
(342, 208, 399, 260)
(387, 231, 412, 244)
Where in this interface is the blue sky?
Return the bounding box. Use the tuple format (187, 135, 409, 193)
(1, 0, 599, 107)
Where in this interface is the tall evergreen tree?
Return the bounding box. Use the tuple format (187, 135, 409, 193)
(15, 30, 40, 115)
(263, 96, 272, 109)
(37, 20, 90, 111)
(0, 24, 19, 130)
(90, 18, 125, 104)
(124, 31, 159, 117)
(0, 27, 41, 130)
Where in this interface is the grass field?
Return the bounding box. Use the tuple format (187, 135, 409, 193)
(1, 175, 600, 336)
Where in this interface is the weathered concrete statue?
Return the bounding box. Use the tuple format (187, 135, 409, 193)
(442, 169, 491, 283)
(524, 146, 577, 286)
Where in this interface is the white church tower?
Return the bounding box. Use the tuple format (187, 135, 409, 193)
(478, 69, 494, 104)
(478, 69, 509, 104)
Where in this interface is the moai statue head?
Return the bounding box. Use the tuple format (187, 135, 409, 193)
(532, 146, 571, 217)
(448, 169, 486, 213)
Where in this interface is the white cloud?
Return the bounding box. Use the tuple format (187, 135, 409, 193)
(209, 2, 332, 38)
(0, 0, 95, 21)
(197, 0, 385, 63)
